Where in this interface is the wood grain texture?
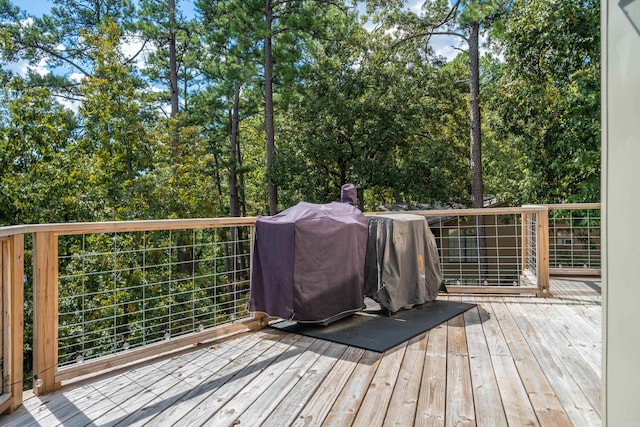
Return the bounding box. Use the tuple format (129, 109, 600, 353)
(32, 232, 60, 395)
(0, 278, 602, 427)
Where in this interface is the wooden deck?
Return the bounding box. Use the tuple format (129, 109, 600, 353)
(0, 278, 601, 427)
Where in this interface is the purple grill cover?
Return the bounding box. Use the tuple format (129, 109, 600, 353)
(249, 202, 367, 323)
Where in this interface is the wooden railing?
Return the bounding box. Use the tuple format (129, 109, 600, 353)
(546, 203, 601, 276)
(368, 205, 552, 295)
(0, 203, 600, 412)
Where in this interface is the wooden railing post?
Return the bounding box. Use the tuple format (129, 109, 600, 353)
(33, 232, 60, 395)
(1, 234, 25, 414)
(5, 235, 24, 412)
(536, 207, 550, 297)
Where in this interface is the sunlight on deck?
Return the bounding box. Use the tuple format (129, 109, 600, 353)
(0, 278, 601, 427)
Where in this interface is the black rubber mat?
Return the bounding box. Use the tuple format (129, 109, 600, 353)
(270, 300, 476, 353)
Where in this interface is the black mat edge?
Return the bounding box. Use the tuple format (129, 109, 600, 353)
(270, 300, 476, 353)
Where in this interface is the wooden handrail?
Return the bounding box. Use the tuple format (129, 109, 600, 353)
(0, 217, 257, 238)
(544, 203, 601, 210)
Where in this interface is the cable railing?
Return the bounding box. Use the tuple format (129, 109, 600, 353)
(56, 228, 252, 369)
(368, 205, 550, 294)
(547, 204, 601, 275)
(0, 203, 599, 412)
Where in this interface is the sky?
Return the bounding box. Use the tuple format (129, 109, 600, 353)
(4, 0, 468, 84)
(11, 0, 51, 17)
(7, 0, 465, 61)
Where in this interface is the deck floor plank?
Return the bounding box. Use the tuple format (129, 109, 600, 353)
(175, 332, 310, 426)
(506, 298, 602, 426)
(461, 299, 508, 427)
(545, 302, 601, 372)
(0, 278, 602, 427)
(352, 342, 408, 426)
(476, 300, 540, 427)
(234, 339, 332, 425)
(522, 299, 601, 414)
(111, 333, 261, 426)
(321, 350, 382, 426)
(445, 311, 476, 427)
(382, 334, 427, 426)
(490, 299, 572, 427)
(261, 342, 349, 427)
(5, 344, 184, 427)
(291, 346, 365, 427)
(414, 323, 447, 427)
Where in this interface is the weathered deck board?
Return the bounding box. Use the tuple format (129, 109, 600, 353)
(351, 342, 407, 426)
(445, 307, 475, 426)
(261, 342, 349, 426)
(291, 346, 365, 426)
(506, 298, 601, 426)
(234, 338, 331, 425)
(461, 300, 508, 427)
(0, 278, 602, 427)
(322, 350, 382, 426)
(382, 334, 427, 426)
(489, 300, 572, 427)
(476, 300, 540, 426)
(174, 332, 309, 426)
(520, 299, 601, 415)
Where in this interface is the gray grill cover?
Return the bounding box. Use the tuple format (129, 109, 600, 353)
(249, 202, 367, 323)
(364, 214, 442, 313)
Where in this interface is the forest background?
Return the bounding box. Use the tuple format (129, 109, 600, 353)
(1, 0, 600, 225)
(0, 0, 600, 389)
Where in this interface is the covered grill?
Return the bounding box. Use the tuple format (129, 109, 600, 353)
(364, 214, 442, 313)
(249, 201, 368, 324)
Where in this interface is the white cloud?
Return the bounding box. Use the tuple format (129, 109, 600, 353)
(69, 72, 85, 83)
(430, 34, 465, 62)
(3, 57, 51, 78)
(120, 33, 153, 70)
(57, 97, 81, 112)
(408, 0, 424, 15)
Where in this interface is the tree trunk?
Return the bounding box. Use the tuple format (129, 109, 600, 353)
(264, 0, 278, 215)
(468, 18, 487, 282)
(168, 0, 179, 157)
(229, 81, 241, 218)
(468, 19, 482, 209)
(237, 136, 247, 217)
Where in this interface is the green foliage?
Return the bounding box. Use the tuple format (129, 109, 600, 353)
(277, 28, 472, 210)
(0, 77, 78, 225)
(0, 0, 601, 391)
(488, 0, 600, 203)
